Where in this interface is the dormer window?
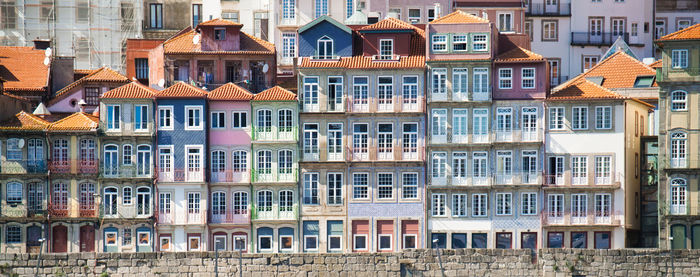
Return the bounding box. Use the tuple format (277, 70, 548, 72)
(317, 36, 334, 59)
(214, 28, 226, 40)
(431, 35, 447, 52)
(379, 39, 394, 60)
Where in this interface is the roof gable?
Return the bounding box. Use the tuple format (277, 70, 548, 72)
(431, 10, 489, 24)
(299, 15, 352, 34)
(253, 86, 297, 101)
(155, 82, 208, 98)
(208, 83, 254, 101)
(163, 29, 275, 55)
(549, 79, 623, 100)
(51, 67, 129, 103)
(49, 112, 99, 131)
(602, 37, 638, 60)
(102, 82, 156, 99)
(359, 17, 416, 32)
(196, 18, 242, 28)
(555, 51, 656, 90)
(0, 111, 51, 131)
(495, 46, 544, 62)
(0, 46, 50, 93)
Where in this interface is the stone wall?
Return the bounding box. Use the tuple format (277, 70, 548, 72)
(0, 249, 697, 277)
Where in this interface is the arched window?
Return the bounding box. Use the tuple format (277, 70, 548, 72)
(256, 190, 273, 213)
(671, 90, 687, 111)
(104, 187, 118, 216)
(257, 150, 272, 175)
(671, 132, 687, 168)
(278, 149, 293, 175)
(212, 191, 226, 216)
(233, 191, 248, 214)
(104, 145, 119, 176)
(137, 187, 151, 215)
(232, 150, 248, 172)
(137, 145, 151, 176)
(6, 181, 22, 203)
(671, 178, 687, 215)
(317, 36, 334, 59)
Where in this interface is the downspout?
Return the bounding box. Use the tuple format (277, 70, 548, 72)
(541, 100, 548, 251)
(153, 97, 159, 251)
(46, 129, 52, 253)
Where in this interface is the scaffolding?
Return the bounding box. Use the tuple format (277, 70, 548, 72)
(0, 0, 143, 72)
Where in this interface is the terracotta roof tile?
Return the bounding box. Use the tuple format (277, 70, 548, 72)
(659, 23, 700, 41)
(155, 82, 208, 98)
(197, 18, 242, 27)
(549, 79, 624, 100)
(163, 29, 275, 55)
(52, 67, 129, 101)
(102, 82, 156, 99)
(74, 69, 97, 75)
(431, 10, 489, 24)
(495, 46, 544, 62)
(208, 83, 254, 101)
(0, 111, 51, 131)
(0, 46, 50, 93)
(650, 59, 662, 68)
(48, 112, 99, 131)
(253, 86, 297, 101)
(359, 17, 416, 31)
(555, 51, 657, 90)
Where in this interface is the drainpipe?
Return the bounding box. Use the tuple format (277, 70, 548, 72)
(153, 97, 159, 251)
(46, 130, 52, 253)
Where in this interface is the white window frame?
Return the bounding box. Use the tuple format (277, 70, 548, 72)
(595, 106, 612, 129)
(496, 192, 513, 216)
(185, 106, 203, 131)
(521, 192, 537, 215)
(328, 235, 342, 251)
(233, 235, 247, 251)
(452, 193, 467, 217)
(497, 12, 514, 32)
(210, 111, 225, 129)
(304, 235, 319, 251)
(138, 231, 151, 246)
(521, 68, 535, 89)
(498, 68, 513, 89)
(671, 90, 687, 111)
(158, 106, 173, 130)
(279, 234, 293, 251)
(549, 107, 565, 130)
(432, 193, 446, 216)
(107, 105, 121, 130)
(472, 193, 488, 217)
(352, 172, 369, 200)
(134, 105, 149, 131)
(379, 39, 394, 59)
(378, 234, 392, 251)
(452, 34, 468, 51)
(353, 234, 368, 250)
(472, 34, 488, 51)
(232, 111, 248, 129)
(403, 234, 417, 249)
(258, 235, 273, 251)
(431, 35, 447, 52)
(671, 49, 688, 69)
(572, 106, 589, 130)
(452, 68, 469, 98)
(376, 172, 394, 200)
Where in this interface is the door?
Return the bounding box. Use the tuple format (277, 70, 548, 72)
(522, 151, 538, 184)
(80, 225, 95, 252)
(545, 0, 558, 13)
(548, 156, 564, 185)
(522, 108, 537, 141)
(589, 18, 603, 43)
(26, 226, 42, 253)
(52, 225, 68, 253)
(612, 19, 625, 38)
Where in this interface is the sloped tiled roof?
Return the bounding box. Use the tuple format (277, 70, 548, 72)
(0, 111, 51, 131)
(650, 59, 662, 68)
(495, 46, 544, 62)
(155, 82, 207, 98)
(102, 82, 156, 99)
(208, 83, 254, 101)
(197, 18, 242, 27)
(163, 29, 275, 55)
(430, 10, 489, 24)
(555, 51, 657, 91)
(549, 79, 624, 100)
(52, 67, 129, 102)
(359, 17, 416, 31)
(48, 112, 99, 131)
(253, 86, 297, 101)
(0, 46, 50, 93)
(298, 15, 352, 34)
(658, 23, 700, 41)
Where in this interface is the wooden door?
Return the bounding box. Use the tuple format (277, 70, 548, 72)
(52, 225, 67, 253)
(80, 225, 95, 252)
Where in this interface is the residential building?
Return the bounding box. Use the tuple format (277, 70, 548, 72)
(148, 18, 277, 93)
(250, 86, 299, 253)
(97, 82, 157, 253)
(453, 0, 525, 34)
(125, 39, 165, 85)
(655, 0, 700, 46)
(142, 0, 200, 40)
(47, 67, 130, 114)
(545, 75, 653, 249)
(206, 83, 254, 252)
(154, 82, 209, 252)
(0, 0, 142, 70)
(0, 46, 51, 104)
(203, 0, 272, 42)
(655, 23, 700, 249)
(523, 0, 572, 86)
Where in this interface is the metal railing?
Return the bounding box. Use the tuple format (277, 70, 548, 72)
(100, 164, 153, 179)
(251, 204, 298, 220)
(210, 170, 250, 183)
(346, 96, 426, 113)
(526, 3, 571, 16)
(543, 173, 622, 187)
(1, 160, 47, 174)
(430, 171, 542, 187)
(251, 166, 298, 183)
(429, 87, 492, 102)
(431, 130, 541, 145)
(252, 126, 298, 142)
(48, 204, 69, 218)
(345, 146, 425, 162)
(49, 159, 98, 174)
(209, 209, 250, 224)
(157, 169, 204, 183)
(157, 210, 207, 224)
(571, 32, 629, 46)
(541, 210, 623, 226)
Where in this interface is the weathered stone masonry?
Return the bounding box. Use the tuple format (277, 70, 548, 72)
(0, 249, 698, 277)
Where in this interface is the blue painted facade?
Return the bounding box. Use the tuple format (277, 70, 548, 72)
(298, 17, 353, 58)
(155, 98, 208, 170)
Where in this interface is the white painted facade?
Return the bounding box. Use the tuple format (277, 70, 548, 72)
(156, 183, 208, 252)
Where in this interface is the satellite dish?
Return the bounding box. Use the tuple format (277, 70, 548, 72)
(193, 34, 201, 45)
(43, 57, 50, 66)
(132, 77, 138, 82)
(44, 47, 52, 57)
(262, 64, 269, 73)
(17, 139, 25, 149)
(158, 79, 165, 87)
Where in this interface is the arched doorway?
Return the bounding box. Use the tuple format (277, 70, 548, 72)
(79, 225, 95, 252)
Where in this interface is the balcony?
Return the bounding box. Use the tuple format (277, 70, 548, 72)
(157, 211, 206, 225)
(571, 32, 629, 46)
(525, 3, 571, 16)
(252, 126, 298, 142)
(48, 204, 69, 218)
(251, 166, 298, 183)
(101, 204, 152, 219)
(157, 169, 204, 183)
(210, 209, 250, 225)
(346, 146, 425, 162)
(251, 204, 298, 221)
(657, 67, 700, 83)
(1, 160, 47, 174)
(542, 211, 623, 226)
(346, 96, 425, 113)
(210, 170, 250, 183)
(429, 87, 492, 103)
(431, 171, 542, 187)
(79, 204, 97, 218)
(543, 173, 622, 188)
(49, 159, 98, 174)
(434, 130, 541, 145)
(101, 164, 153, 179)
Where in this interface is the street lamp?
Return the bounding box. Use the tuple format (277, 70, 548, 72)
(34, 238, 45, 277)
(235, 237, 243, 277)
(432, 238, 445, 277)
(669, 236, 675, 277)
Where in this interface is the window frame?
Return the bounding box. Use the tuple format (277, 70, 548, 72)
(498, 68, 513, 89)
(431, 34, 447, 52)
(210, 111, 226, 129)
(158, 106, 173, 130)
(185, 106, 204, 131)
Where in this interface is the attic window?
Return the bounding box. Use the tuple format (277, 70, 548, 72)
(634, 76, 655, 88)
(585, 76, 604, 86)
(215, 28, 226, 40)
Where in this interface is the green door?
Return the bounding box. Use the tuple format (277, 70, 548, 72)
(671, 224, 687, 249)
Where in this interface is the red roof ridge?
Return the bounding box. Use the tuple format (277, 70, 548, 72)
(431, 10, 489, 24)
(102, 82, 157, 99)
(253, 86, 297, 101)
(554, 50, 655, 91)
(52, 67, 129, 102)
(155, 81, 208, 98)
(208, 83, 254, 101)
(48, 112, 99, 131)
(495, 46, 544, 62)
(360, 17, 416, 31)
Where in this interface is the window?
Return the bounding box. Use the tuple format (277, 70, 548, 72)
(208, 112, 225, 130)
(402, 123, 418, 159)
(595, 106, 612, 129)
(402, 172, 418, 199)
(452, 233, 467, 249)
(548, 232, 564, 248)
(452, 68, 468, 98)
(572, 194, 587, 219)
(432, 193, 446, 216)
(498, 13, 513, 32)
(346, 0, 354, 18)
(379, 39, 394, 59)
(521, 192, 537, 215)
(671, 132, 687, 168)
(149, 3, 162, 29)
(677, 19, 691, 30)
(594, 232, 611, 249)
(328, 123, 343, 161)
(222, 11, 239, 22)
(353, 173, 369, 199)
(408, 9, 420, 23)
(549, 59, 560, 85)
(572, 156, 588, 185)
(427, 8, 435, 21)
(499, 68, 512, 89)
(631, 22, 638, 36)
(431, 152, 447, 181)
(473, 68, 489, 94)
(104, 187, 118, 215)
(123, 187, 132, 205)
(188, 192, 201, 216)
(282, 0, 295, 19)
(377, 77, 393, 111)
(472, 194, 488, 217)
(136, 187, 151, 215)
(432, 35, 447, 52)
(278, 149, 293, 176)
(279, 233, 293, 251)
(211, 151, 226, 176)
(188, 235, 200, 251)
(192, 4, 202, 27)
(472, 152, 488, 183)
(233, 235, 246, 251)
(315, 0, 328, 18)
(122, 228, 132, 246)
(121, 144, 132, 165)
(258, 235, 272, 251)
(328, 173, 343, 205)
(317, 36, 334, 59)
(572, 107, 588, 130)
(522, 68, 535, 89)
(472, 233, 487, 248)
(671, 90, 687, 111)
(1, 0, 17, 29)
(496, 233, 512, 249)
(496, 108, 513, 137)
(231, 150, 247, 173)
(377, 173, 393, 199)
(280, 192, 295, 216)
(595, 193, 611, 218)
(159, 192, 171, 216)
(185, 106, 203, 130)
(524, 20, 533, 40)
(671, 178, 687, 214)
(431, 109, 447, 138)
(432, 68, 447, 95)
(452, 194, 467, 216)
(496, 193, 512, 215)
(352, 77, 369, 111)
(671, 49, 688, 68)
(6, 226, 21, 243)
(53, 139, 68, 164)
(303, 124, 319, 157)
(229, 111, 247, 129)
(5, 138, 21, 160)
(452, 35, 468, 51)
(583, 55, 599, 72)
(254, 12, 269, 40)
(303, 173, 319, 205)
(328, 77, 343, 111)
(353, 234, 367, 250)
(158, 107, 172, 130)
(472, 34, 487, 51)
(543, 20, 558, 40)
(303, 77, 319, 111)
(595, 156, 612, 184)
(79, 183, 96, 212)
(452, 152, 468, 181)
(304, 235, 318, 251)
(378, 234, 392, 250)
(186, 147, 203, 181)
(404, 234, 417, 249)
(83, 87, 100, 106)
(547, 194, 564, 218)
(352, 123, 369, 159)
(233, 191, 248, 215)
(282, 33, 296, 63)
(131, 105, 148, 131)
(6, 182, 22, 203)
(549, 107, 564, 130)
(107, 105, 121, 130)
(279, 109, 294, 134)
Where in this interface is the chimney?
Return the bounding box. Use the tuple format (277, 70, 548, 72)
(434, 3, 441, 18)
(33, 39, 51, 50)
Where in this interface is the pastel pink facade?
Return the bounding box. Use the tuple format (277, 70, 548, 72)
(208, 101, 252, 146)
